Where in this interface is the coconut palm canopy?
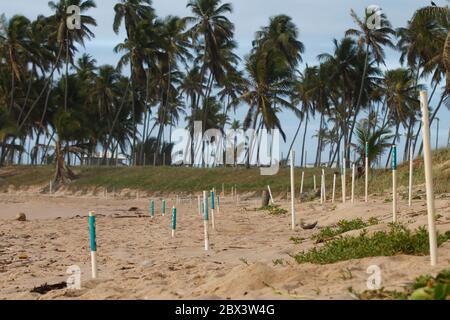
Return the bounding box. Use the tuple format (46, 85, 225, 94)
(0, 0, 449, 182)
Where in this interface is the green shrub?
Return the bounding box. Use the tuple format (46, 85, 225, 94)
(311, 218, 378, 243)
(259, 204, 287, 215)
(296, 225, 450, 265)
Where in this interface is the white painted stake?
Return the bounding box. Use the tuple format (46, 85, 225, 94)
(392, 145, 398, 223)
(290, 151, 296, 230)
(322, 169, 326, 203)
(300, 171, 305, 197)
(420, 90, 438, 266)
(49, 180, 52, 195)
(342, 157, 346, 204)
(320, 172, 323, 204)
(351, 163, 356, 204)
(332, 174, 336, 204)
(365, 142, 369, 203)
(267, 185, 275, 204)
(211, 190, 215, 230)
(203, 191, 209, 251)
(408, 146, 414, 208)
(313, 175, 317, 190)
(88, 211, 97, 279)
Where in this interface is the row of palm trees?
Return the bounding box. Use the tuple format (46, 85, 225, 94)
(0, 0, 449, 183)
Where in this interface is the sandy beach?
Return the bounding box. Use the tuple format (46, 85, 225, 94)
(0, 189, 449, 300)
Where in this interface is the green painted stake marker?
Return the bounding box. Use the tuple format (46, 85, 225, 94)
(89, 211, 97, 279)
(150, 200, 154, 218)
(392, 145, 398, 223)
(210, 190, 215, 230)
(162, 200, 166, 216)
(203, 191, 209, 251)
(171, 207, 177, 237)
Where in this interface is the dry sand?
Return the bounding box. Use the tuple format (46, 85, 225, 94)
(0, 189, 449, 300)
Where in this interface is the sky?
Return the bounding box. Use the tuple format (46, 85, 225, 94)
(2, 0, 449, 165)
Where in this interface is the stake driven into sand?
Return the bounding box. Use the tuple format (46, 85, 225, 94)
(408, 146, 414, 207)
(351, 163, 356, 204)
(162, 199, 166, 216)
(332, 173, 336, 203)
(342, 157, 346, 203)
(290, 151, 295, 230)
(365, 142, 369, 203)
(210, 190, 215, 230)
(217, 195, 220, 215)
(313, 175, 317, 190)
(392, 144, 398, 223)
(300, 171, 304, 201)
(150, 200, 154, 218)
(203, 191, 209, 251)
(267, 185, 274, 204)
(88, 211, 97, 279)
(171, 206, 177, 238)
(197, 195, 201, 216)
(322, 169, 326, 203)
(420, 90, 438, 266)
(320, 172, 323, 204)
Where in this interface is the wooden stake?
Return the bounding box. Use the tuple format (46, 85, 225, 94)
(365, 142, 369, 203)
(351, 163, 356, 204)
(420, 90, 438, 266)
(332, 173, 336, 204)
(290, 151, 295, 230)
(210, 190, 215, 230)
(392, 145, 398, 223)
(300, 171, 304, 199)
(88, 211, 97, 279)
(203, 191, 209, 251)
(408, 146, 414, 207)
(342, 157, 346, 203)
(322, 169, 326, 203)
(171, 206, 177, 238)
(267, 185, 275, 204)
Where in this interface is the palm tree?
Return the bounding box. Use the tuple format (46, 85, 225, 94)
(413, 2, 450, 91)
(113, 0, 155, 165)
(47, 0, 97, 112)
(345, 8, 395, 156)
(382, 68, 422, 166)
(354, 118, 393, 168)
(186, 0, 235, 131)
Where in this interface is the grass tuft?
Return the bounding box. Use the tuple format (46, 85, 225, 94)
(295, 225, 450, 265)
(311, 218, 379, 243)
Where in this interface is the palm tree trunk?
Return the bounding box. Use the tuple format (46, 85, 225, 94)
(65, 29, 69, 112)
(315, 113, 324, 166)
(300, 113, 309, 167)
(287, 116, 303, 158)
(385, 123, 400, 168)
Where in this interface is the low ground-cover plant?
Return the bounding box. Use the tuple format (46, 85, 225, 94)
(349, 269, 450, 300)
(296, 225, 450, 265)
(259, 204, 287, 215)
(311, 218, 379, 243)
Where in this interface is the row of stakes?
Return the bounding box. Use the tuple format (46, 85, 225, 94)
(87, 187, 236, 279)
(86, 90, 438, 279)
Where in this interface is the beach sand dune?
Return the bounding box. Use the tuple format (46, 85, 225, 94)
(0, 192, 449, 300)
